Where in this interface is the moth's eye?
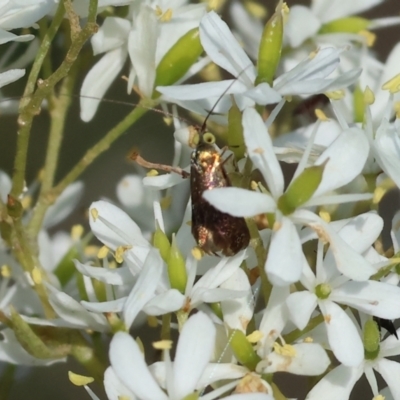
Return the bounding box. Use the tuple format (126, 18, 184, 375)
(203, 132, 215, 145)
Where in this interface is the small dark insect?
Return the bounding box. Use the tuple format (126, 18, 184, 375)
(190, 132, 250, 256)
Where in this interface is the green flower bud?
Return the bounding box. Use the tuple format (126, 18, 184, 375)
(319, 17, 370, 34)
(255, 2, 285, 86)
(182, 393, 200, 400)
(54, 246, 79, 287)
(277, 163, 326, 215)
(228, 101, 246, 160)
(229, 329, 261, 371)
(315, 283, 331, 300)
(153, 224, 170, 263)
(210, 302, 223, 320)
(153, 28, 203, 97)
(353, 85, 364, 123)
(167, 235, 187, 293)
(363, 319, 380, 360)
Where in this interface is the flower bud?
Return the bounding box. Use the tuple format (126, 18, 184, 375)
(255, 2, 285, 86)
(153, 224, 170, 263)
(278, 163, 326, 215)
(229, 329, 261, 371)
(167, 235, 187, 293)
(363, 319, 380, 360)
(153, 28, 203, 97)
(319, 17, 370, 34)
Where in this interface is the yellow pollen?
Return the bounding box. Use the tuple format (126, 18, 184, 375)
(309, 48, 319, 60)
(21, 195, 32, 210)
(304, 336, 313, 343)
(153, 340, 173, 350)
(319, 210, 331, 223)
(250, 181, 258, 191)
(159, 8, 173, 22)
(208, 0, 223, 11)
(191, 247, 203, 260)
(358, 30, 376, 47)
(147, 169, 159, 177)
(90, 208, 99, 221)
(84, 245, 99, 256)
(31, 266, 42, 285)
(160, 196, 172, 210)
(1, 264, 11, 278)
(314, 108, 329, 121)
(68, 371, 94, 386)
(273, 342, 296, 357)
(363, 86, 375, 105)
(155, 5, 163, 16)
(373, 395, 384, 400)
(109, 260, 117, 269)
(373, 187, 386, 205)
(147, 315, 158, 327)
(71, 224, 84, 241)
(272, 221, 282, 231)
(163, 116, 173, 126)
(97, 245, 109, 259)
(246, 330, 263, 343)
(325, 89, 345, 100)
(382, 73, 400, 94)
(245, 1, 267, 19)
(114, 245, 132, 263)
(324, 314, 332, 324)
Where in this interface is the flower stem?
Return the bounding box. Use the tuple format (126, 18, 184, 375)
(282, 314, 324, 344)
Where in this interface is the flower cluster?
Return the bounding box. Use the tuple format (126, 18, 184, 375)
(2, 1, 400, 400)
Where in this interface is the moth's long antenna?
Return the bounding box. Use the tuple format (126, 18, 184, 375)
(199, 64, 253, 134)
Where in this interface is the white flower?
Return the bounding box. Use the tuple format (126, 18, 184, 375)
(80, 1, 206, 121)
(157, 11, 361, 116)
(306, 322, 400, 400)
(204, 107, 374, 286)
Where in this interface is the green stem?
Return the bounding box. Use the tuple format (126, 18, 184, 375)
(11, 0, 98, 199)
(50, 102, 151, 199)
(282, 314, 324, 344)
(28, 62, 79, 236)
(161, 313, 171, 340)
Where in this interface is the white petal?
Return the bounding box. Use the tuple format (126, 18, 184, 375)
(305, 364, 362, 400)
(110, 332, 168, 400)
(259, 343, 330, 376)
(74, 261, 133, 285)
(172, 312, 216, 399)
(266, 217, 303, 286)
(42, 181, 84, 228)
(128, 6, 157, 97)
(391, 210, 400, 253)
(80, 47, 127, 122)
(123, 249, 163, 328)
(143, 172, 187, 190)
(91, 17, 130, 55)
(104, 367, 135, 400)
(203, 188, 275, 217)
(319, 301, 363, 367)
(285, 6, 321, 48)
(199, 11, 255, 84)
(221, 268, 254, 332)
(286, 291, 318, 330)
(224, 395, 274, 400)
(47, 285, 108, 332)
(157, 79, 248, 100)
(243, 107, 284, 198)
(81, 297, 126, 313)
(243, 83, 282, 105)
(314, 127, 369, 196)
(374, 358, 400, 400)
(0, 68, 25, 88)
(143, 289, 185, 315)
(0, 170, 11, 203)
(332, 280, 400, 319)
(89, 200, 148, 249)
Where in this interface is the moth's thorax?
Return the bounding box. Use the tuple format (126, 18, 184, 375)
(191, 142, 228, 190)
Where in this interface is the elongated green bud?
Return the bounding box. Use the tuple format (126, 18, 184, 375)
(255, 2, 285, 86)
(353, 85, 364, 123)
(229, 329, 261, 371)
(278, 163, 325, 215)
(153, 224, 170, 263)
(363, 319, 380, 360)
(228, 101, 246, 160)
(319, 17, 370, 34)
(153, 28, 203, 97)
(167, 235, 187, 293)
(54, 247, 79, 287)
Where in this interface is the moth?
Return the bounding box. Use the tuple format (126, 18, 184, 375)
(133, 109, 250, 256)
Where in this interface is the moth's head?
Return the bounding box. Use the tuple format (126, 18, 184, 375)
(191, 132, 221, 170)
